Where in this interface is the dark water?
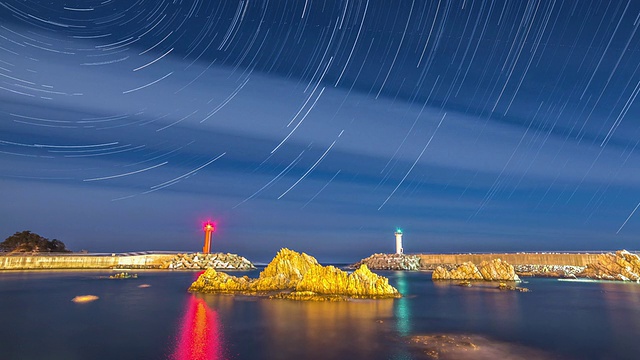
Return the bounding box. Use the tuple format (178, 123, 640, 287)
(1, 270, 640, 360)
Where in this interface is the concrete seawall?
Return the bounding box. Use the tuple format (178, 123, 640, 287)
(0, 253, 176, 270)
(418, 253, 603, 268)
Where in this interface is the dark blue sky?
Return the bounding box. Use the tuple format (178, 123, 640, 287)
(1, 0, 639, 262)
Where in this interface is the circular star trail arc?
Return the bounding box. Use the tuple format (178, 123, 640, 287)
(1, 0, 640, 254)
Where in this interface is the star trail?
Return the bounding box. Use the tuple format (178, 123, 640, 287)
(1, 0, 639, 261)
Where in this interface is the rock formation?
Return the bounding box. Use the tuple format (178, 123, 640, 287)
(161, 252, 255, 270)
(351, 253, 421, 270)
(251, 248, 319, 291)
(578, 250, 640, 281)
(432, 259, 520, 281)
(432, 262, 483, 280)
(189, 248, 400, 300)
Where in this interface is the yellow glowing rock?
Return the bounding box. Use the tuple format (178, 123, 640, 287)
(432, 262, 483, 280)
(72, 295, 99, 303)
(189, 248, 400, 299)
(478, 259, 520, 281)
(432, 259, 520, 281)
(250, 248, 320, 291)
(188, 268, 251, 292)
(580, 250, 640, 281)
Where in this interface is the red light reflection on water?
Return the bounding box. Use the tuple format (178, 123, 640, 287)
(173, 296, 225, 360)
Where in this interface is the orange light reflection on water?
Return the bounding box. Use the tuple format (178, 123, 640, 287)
(173, 296, 225, 360)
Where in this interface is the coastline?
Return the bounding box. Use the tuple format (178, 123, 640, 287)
(1, 250, 629, 272)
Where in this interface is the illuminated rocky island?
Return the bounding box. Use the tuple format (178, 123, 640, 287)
(189, 248, 400, 300)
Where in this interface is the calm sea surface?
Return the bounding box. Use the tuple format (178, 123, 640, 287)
(1, 269, 639, 360)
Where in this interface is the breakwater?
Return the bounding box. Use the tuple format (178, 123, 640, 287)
(418, 253, 603, 269)
(0, 253, 177, 270)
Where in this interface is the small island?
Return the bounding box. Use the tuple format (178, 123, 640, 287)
(188, 248, 400, 301)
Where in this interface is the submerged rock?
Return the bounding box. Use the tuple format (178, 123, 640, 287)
(497, 282, 530, 292)
(409, 333, 558, 360)
(432, 259, 520, 281)
(109, 272, 137, 279)
(578, 250, 640, 281)
(189, 248, 400, 300)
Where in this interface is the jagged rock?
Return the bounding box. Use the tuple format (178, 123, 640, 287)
(296, 264, 398, 298)
(251, 248, 319, 291)
(432, 262, 483, 280)
(578, 250, 640, 281)
(432, 259, 520, 281)
(478, 259, 520, 281)
(189, 268, 252, 292)
(189, 248, 400, 300)
(351, 253, 421, 270)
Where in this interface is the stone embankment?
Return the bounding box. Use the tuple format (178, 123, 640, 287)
(432, 259, 520, 281)
(351, 253, 421, 270)
(0, 253, 175, 270)
(514, 264, 584, 277)
(161, 253, 255, 270)
(189, 248, 400, 300)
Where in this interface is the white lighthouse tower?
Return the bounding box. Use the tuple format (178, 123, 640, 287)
(395, 228, 403, 254)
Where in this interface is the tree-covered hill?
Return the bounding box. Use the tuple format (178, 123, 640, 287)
(0, 231, 71, 253)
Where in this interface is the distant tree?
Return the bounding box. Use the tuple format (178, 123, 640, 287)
(0, 231, 71, 253)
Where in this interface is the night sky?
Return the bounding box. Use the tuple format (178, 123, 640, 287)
(1, 0, 639, 262)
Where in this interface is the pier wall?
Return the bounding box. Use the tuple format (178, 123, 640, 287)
(0, 253, 176, 270)
(417, 253, 602, 267)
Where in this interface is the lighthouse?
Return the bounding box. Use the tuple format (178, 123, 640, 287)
(395, 228, 403, 254)
(202, 222, 215, 254)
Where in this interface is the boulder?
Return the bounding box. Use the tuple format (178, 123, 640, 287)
(189, 268, 252, 292)
(478, 259, 520, 281)
(189, 248, 400, 300)
(432, 259, 520, 281)
(578, 250, 640, 281)
(432, 262, 483, 280)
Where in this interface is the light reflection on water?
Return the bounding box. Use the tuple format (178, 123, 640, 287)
(600, 281, 640, 353)
(266, 298, 395, 359)
(3, 271, 640, 359)
(394, 271, 411, 337)
(173, 295, 225, 360)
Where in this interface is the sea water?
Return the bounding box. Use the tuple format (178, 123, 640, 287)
(1, 269, 639, 359)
